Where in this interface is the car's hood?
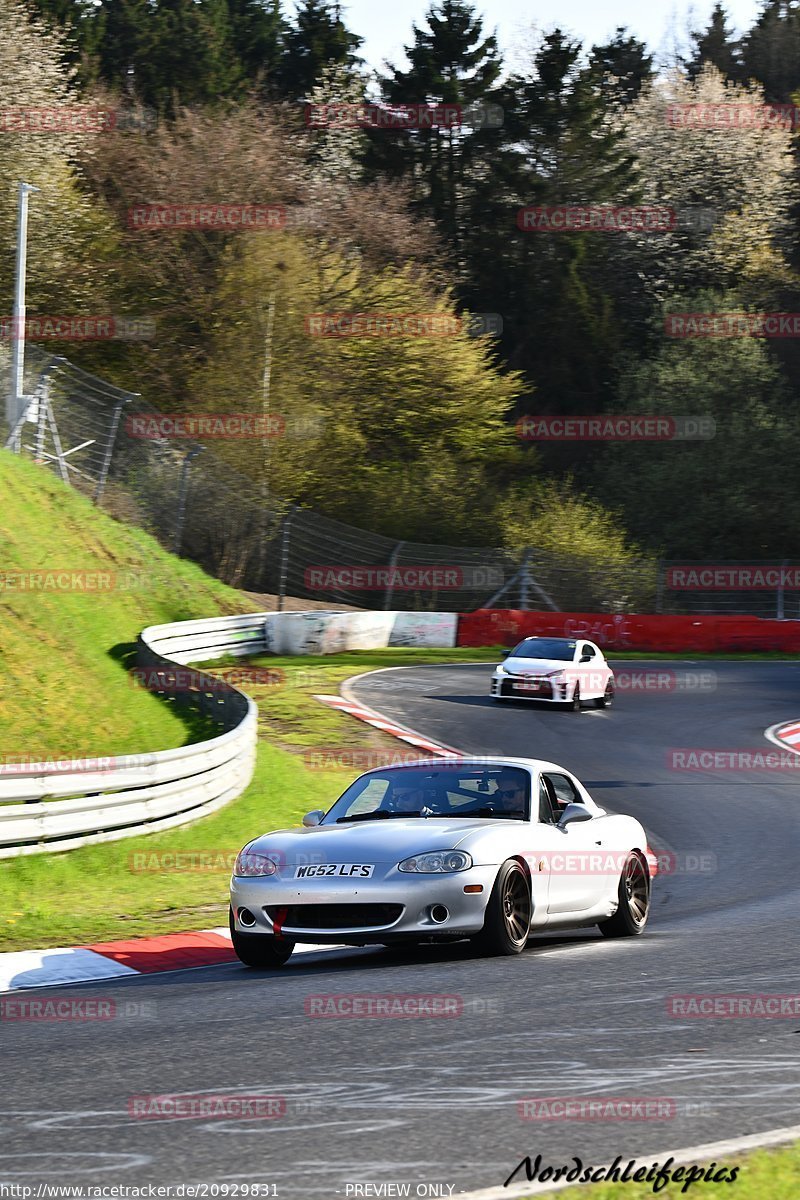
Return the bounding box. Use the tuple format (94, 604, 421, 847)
(246, 818, 520, 865)
(501, 656, 575, 675)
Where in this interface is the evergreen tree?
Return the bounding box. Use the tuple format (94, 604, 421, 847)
(228, 0, 285, 94)
(278, 0, 362, 101)
(459, 31, 637, 428)
(71, 0, 283, 108)
(147, 0, 244, 111)
(89, 0, 153, 98)
(740, 0, 800, 102)
(368, 0, 503, 253)
(686, 3, 742, 81)
(586, 28, 654, 105)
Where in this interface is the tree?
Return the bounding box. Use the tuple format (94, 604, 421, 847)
(188, 235, 526, 541)
(370, 0, 503, 253)
(303, 61, 369, 188)
(227, 0, 285, 95)
(278, 0, 362, 101)
(458, 29, 637, 428)
(494, 480, 656, 610)
(686, 3, 742, 82)
(0, 0, 115, 317)
(740, 0, 800, 103)
(71, 0, 283, 110)
(614, 66, 798, 307)
(86, 0, 151, 96)
(586, 27, 654, 106)
(80, 98, 443, 398)
(589, 312, 800, 557)
(24, 0, 99, 76)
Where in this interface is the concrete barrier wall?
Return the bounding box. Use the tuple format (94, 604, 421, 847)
(264, 610, 458, 654)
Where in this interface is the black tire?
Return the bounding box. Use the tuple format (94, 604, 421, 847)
(597, 681, 615, 709)
(598, 852, 650, 938)
(229, 907, 294, 968)
(474, 860, 531, 956)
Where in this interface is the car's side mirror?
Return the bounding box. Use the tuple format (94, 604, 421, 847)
(558, 802, 593, 826)
(302, 809, 324, 827)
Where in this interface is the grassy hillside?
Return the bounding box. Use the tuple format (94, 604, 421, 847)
(0, 647, 498, 949)
(0, 452, 498, 949)
(0, 451, 252, 757)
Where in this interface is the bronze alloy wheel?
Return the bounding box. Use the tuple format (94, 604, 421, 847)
(476, 860, 532, 955)
(598, 852, 650, 938)
(623, 853, 649, 927)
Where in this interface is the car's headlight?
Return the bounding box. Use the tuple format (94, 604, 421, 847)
(233, 848, 278, 877)
(495, 664, 507, 675)
(398, 851, 472, 873)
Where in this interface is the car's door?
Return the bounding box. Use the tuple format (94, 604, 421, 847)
(540, 771, 609, 913)
(575, 641, 604, 699)
(520, 777, 562, 927)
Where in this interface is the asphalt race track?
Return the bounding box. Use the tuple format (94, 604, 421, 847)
(4, 660, 800, 1196)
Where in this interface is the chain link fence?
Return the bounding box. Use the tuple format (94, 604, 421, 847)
(1, 347, 795, 617)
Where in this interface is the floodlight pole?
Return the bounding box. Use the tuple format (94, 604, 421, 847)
(8, 182, 40, 429)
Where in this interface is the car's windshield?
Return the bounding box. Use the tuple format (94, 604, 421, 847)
(509, 637, 577, 661)
(323, 766, 530, 823)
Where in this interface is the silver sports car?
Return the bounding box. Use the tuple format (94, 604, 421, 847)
(229, 757, 652, 967)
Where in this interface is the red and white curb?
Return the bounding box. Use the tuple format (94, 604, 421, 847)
(0, 927, 344, 994)
(315, 692, 460, 756)
(765, 718, 800, 752)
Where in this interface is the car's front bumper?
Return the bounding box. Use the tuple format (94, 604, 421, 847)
(230, 863, 499, 944)
(490, 674, 566, 701)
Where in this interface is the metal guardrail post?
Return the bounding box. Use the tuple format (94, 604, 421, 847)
(777, 558, 788, 620)
(277, 504, 296, 612)
(384, 541, 405, 610)
(94, 395, 133, 504)
(172, 444, 204, 555)
(519, 550, 531, 610)
(34, 376, 48, 463)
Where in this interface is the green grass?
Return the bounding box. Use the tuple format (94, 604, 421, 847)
(0, 451, 252, 758)
(512, 1141, 799, 1198)
(0, 646, 498, 950)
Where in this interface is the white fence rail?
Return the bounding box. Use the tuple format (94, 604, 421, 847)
(0, 607, 459, 857)
(0, 612, 269, 858)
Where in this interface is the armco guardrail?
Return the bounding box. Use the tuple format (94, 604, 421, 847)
(0, 612, 268, 858)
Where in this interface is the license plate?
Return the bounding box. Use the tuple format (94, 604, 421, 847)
(513, 680, 540, 691)
(294, 863, 374, 879)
